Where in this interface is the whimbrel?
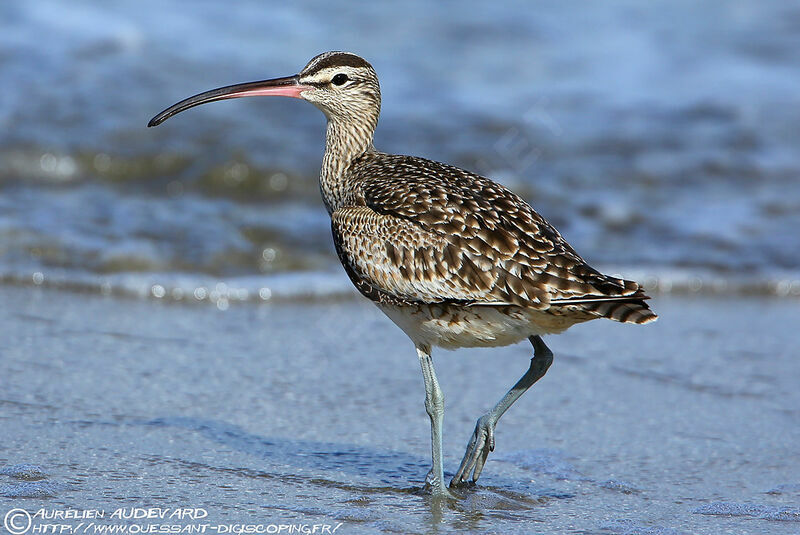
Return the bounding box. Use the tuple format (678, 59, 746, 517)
(149, 51, 657, 496)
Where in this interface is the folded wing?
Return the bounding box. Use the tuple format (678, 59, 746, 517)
(331, 153, 655, 323)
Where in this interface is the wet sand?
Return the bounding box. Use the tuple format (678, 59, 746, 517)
(2, 286, 799, 534)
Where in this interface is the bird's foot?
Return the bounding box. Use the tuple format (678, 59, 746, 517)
(450, 414, 495, 488)
(425, 469, 456, 497)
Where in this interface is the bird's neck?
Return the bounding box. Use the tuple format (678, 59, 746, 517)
(319, 117, 376, 214)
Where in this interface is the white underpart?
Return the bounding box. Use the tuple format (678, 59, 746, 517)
(378, 303, 586, 350)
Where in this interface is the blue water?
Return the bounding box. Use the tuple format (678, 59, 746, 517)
(1, 0, 799, 302)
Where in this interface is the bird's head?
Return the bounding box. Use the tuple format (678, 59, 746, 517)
(296, 51, 381, 124)
(148, 51, 381, 129)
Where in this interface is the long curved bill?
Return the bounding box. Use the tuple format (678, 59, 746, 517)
(148, 75, 311, 127)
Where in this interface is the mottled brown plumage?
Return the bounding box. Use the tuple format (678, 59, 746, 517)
(332, 152, 654, 321)
(148, 50, 657, 495)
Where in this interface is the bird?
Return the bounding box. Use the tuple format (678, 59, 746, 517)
(148, 51, 657, 497)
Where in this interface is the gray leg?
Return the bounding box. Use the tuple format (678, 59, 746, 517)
(416, 345, 453, 496)
(450, 335, 553, 488)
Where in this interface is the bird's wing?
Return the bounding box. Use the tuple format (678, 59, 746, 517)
(332, 153, 646, 308)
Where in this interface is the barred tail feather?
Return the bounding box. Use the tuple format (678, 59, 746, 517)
(580, 299, 658, 324)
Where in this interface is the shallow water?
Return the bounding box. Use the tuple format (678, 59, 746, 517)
(2, 3, 799, 533)
(2, 288, 799, 534)
(1, 1, 799, 300)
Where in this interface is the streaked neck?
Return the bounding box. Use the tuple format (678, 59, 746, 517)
(319, 116, 376, 213)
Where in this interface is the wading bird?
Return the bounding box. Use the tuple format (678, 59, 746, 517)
(149, 51, 656, 496)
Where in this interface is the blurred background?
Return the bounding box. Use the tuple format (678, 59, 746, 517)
(4, 3, 800, 532)
(2, 0, 799, 306)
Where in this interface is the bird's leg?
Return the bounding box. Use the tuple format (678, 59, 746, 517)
(416, 345, 453, 497)
(450, 335, 553, 488)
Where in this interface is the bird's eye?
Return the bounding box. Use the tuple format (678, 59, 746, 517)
(332, 73, 349, 86)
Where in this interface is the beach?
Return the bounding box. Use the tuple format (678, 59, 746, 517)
(2, 1, 800, 533)
(2, 287, 798, 534)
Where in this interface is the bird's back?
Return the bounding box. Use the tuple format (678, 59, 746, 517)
(330, 151, 656, 326)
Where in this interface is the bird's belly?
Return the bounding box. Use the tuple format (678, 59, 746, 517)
(377, 303, 589, 350)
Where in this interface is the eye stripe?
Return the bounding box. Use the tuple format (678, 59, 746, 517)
(302, 76, 369, 88)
